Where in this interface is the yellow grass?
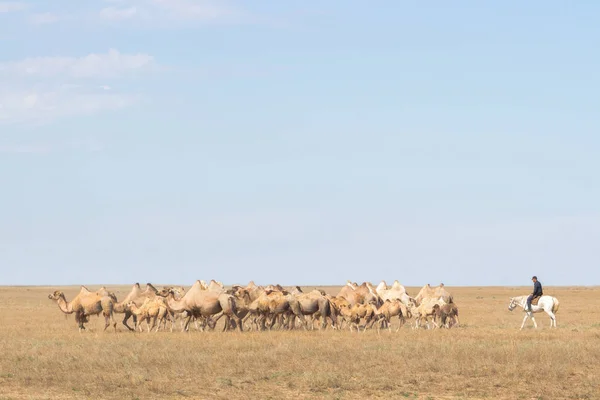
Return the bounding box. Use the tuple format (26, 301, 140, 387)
(1, 285, 599, 399)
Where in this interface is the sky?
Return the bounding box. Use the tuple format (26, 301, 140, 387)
(1, 1, 599, 287)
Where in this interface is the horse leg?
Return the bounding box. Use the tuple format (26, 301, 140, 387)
(520, 313, 529, 330)
(531, 314, 538, 329)
(545, 309, 556, 328)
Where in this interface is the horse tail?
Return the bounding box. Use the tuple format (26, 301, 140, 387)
(552, 297, 560, 314)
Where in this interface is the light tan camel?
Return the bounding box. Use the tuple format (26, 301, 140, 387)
(127, 298, 169, 333)
(376, 299, 408, 332)
(413, 297, 447, 329)
(157, 280, 242, 332)
(48, 287, 117, 332)
(336, 281, 379, 306)
(414, 283, 453, 305)
(375, 280, 415, 306)
(112, 283, 158, 331)
(337, 303, 378, 332)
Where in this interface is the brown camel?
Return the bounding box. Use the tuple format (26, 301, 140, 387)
(48, 287, 117, 332)
(287, 289, 338, 330)
(434, 303, 460, 328)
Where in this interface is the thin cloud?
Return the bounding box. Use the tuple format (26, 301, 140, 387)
(0, 1, 27, 13)
(28, 12, 60, 25)
(0, 144, 52, 154)
(97, 0, 249, 25)
(0, 138, 105, 154)
(0, 85, 140, 125)
(100, 6, 138, 20)
(0, 49, 155, 79)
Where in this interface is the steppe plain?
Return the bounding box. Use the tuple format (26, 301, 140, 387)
(1, 285, 599, 400)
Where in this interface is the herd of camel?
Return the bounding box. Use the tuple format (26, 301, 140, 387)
(47, 280, 459, 333)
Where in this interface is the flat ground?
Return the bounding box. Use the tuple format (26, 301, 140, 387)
(0, 285, 599, 400)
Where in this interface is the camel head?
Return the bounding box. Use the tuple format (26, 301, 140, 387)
(156, 288, 172, 297)
(235, 288, 251, 300)
(48, 290, 64, 301)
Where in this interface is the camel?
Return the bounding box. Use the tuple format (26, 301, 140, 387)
(128, 298, 169, 333)
(112, 283, 158, 331)
(376, 299, 409, 332)
(337, 281, 379, 307)
(48, 287, 117, 332)
(414, 283, 453, 306)
(156, 286, 212, 331)
(434, 303, 459, 328)
(227, 284, 269, 331)
(338, 303, 379, 332)
(376, 280, 415, 306)
(157, 280, 242, 332)
(413, 297, 447, 329)
(207, 280, 225, 293)
(162, 286, 194, 331)
(243, 289, 291, 331)
(286, 289, 338, 330)
(242, 287, 313, 331)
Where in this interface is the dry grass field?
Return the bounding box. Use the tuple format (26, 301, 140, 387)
(1, 285, 599, 400)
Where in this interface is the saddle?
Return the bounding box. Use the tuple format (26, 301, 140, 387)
(531, 296, 541, 306)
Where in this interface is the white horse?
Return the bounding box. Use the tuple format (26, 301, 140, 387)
(508, 295, 560, 330)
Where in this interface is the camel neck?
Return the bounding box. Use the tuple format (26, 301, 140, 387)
(56, 296, 74, 314)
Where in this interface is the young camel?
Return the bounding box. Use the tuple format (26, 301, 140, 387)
(127, 298, 170, 333)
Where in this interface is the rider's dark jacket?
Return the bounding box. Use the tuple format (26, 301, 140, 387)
(532, 281, 543, 297)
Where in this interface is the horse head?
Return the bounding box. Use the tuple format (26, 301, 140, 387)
(507, 297, 517, 311)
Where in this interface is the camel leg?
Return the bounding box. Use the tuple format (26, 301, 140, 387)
(221, 316, 230, 332)
(149, 316, 158, 333)
(397, 316, 405, 332)
(233, 315, 244, 332)
(122, 312, 135, 331)
(296, 314, 309, 331)
(182, 314, 192, 332)
(104, 313, 111, 331)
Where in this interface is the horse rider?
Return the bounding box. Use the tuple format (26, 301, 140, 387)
(526, 276, 543, 311)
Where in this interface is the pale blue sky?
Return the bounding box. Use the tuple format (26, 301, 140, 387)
(1, 1, 599, 286)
